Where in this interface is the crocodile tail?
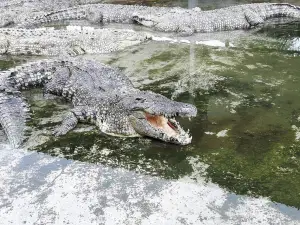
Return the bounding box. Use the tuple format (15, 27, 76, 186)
(246, 3, 300, 26)
(264, 3, 300, 19)
(256, 3, 300, 21)
(0, 90, 30, 148)
(0, 59, 75, 147)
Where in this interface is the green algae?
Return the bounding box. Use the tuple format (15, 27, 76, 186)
(35, 130, 195, 177)
(106, 57, 119, 65)
(148, 63, 176, 77)
(204, 143, 300, 208)
(0, 59, 18, 71)
(192, 34, 300, 207)
(144, 48, 186, 63)
(21, 89, 72, 130)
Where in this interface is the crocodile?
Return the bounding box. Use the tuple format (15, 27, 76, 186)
(0, 59, 197, 147)
(0, 27, 150, 56)
(12, 3, 300, 35)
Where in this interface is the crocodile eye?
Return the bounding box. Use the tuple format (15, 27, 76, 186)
(135, 98, 145, 103)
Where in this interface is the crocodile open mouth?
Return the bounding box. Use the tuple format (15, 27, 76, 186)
(145, 112, 178, 136)
(144, 112, 192, 144)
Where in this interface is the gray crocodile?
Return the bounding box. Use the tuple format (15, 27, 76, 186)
(0, 27, 150, 56)
(15, 3, 300, 35)
(0, 59, 197, 147)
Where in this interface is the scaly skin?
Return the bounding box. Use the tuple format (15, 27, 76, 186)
(0, 27, 150, 56)
(0, 0, 103, 27)
(0, 0, 104, 10)
(13, 3, 300, 35)
(134, 3, 300, 35)
(0, 59, 197, 147)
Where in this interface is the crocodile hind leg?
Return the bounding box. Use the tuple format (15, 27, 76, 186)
(0, 91, 30, 148)
(86, 8, 104, 24)
(53, 106, 96, 136)
(244, 10, 264, 26)
(43, 67, 71, 96)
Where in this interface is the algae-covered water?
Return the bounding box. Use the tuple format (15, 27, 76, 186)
(1, 21, 299, 210)
(1, 1, 300, 223)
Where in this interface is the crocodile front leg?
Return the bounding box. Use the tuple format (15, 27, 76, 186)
(53, 111, 78, 136)
(53, 106, 96, 136)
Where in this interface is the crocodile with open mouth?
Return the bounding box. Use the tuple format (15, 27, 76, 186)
(0, 1, 299, 148)
(12, 3, 300, 35)
(0, 59, 197, 147)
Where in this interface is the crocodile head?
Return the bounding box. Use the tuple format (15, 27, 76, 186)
(132, 13, 158, 28)
(132, 12, 195, 35)
(113, 91, 197, 145)
(132, 8, 186, 28)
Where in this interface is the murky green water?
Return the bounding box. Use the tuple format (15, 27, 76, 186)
(1, 0, 300, 211)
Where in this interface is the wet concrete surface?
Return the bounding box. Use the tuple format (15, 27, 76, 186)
(1, 145, 300, 224)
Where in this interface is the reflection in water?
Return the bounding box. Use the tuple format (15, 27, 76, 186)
(256, 21, 300, 52)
